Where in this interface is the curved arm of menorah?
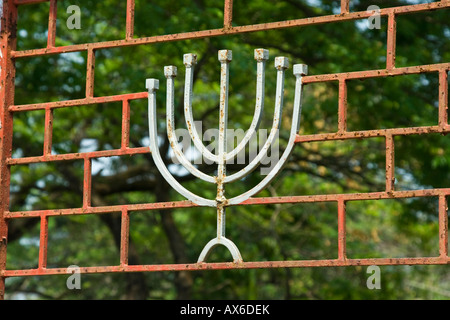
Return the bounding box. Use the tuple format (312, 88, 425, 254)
(227, 64, 308, 205)
(146, 78, 216, 207)
(224, 49, 269, 163)
(223, 57, 290, 184)
(164, 66, 216, 184)
(183, 54, 219, 163)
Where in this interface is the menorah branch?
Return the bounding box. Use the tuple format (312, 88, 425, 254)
(225, 48, 268, 162)
(165, 65, 216, 184)
(223, 56, 290, 184)
(146, 78, 216, 208)
(183, 53, 218, 163)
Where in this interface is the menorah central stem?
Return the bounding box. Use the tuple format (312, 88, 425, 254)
(217, 206, 226, 238)
(216, 49, 232, 239)
(217, 50, 231, 187)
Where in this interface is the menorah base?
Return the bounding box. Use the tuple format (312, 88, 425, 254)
(197, 236, 243, 263)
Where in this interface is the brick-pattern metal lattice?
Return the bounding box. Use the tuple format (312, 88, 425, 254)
(0, 0, 449, 299)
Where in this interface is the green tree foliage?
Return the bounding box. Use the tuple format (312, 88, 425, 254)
(5, 0, 450, 299)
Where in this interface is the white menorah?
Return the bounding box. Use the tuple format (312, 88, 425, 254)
(146, 49, 307, 263)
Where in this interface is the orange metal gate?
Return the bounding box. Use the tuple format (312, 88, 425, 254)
(0, 0, 449, 299)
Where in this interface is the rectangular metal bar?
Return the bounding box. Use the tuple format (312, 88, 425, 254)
(224, 0, 233, 28)
(385, 134, 395, 192)
(43, 107, 53, 156)
(240, 189, 450, 206)
(338, 78, 347, 133)
(120, 208, 129, 266)
(386, 13, 397, 70)
(439, 195, 448, 258)
(337, 198, 346, 261)
(47, 0, 57, 48)
(303, 63, 450, 84)
(126, 0, 135, 40)
(86, 48, 96, 98)
(7, 146, 150, 165)
(10, 2, 450, 59)
(10, 92, 147, 112)
(5, 188, 450, 219)
(0, 0, 18, 300)
(6, 200, 197, 219)
(3, 256, 450, 277)
(439, 70, 448, 127)
(121, 100, 131, 150)
(83, 158, 92, 208)
(38, 215, 49, 269)
(295, 125, 449, 143)
(341, 0, 350, 14)
(14, 0, 49, 4)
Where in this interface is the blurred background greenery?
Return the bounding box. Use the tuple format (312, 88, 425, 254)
(4, 0, 450, 299)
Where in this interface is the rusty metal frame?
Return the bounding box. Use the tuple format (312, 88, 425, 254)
(0, 0, 449, 299)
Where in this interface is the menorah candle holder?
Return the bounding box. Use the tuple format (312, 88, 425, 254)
(146, 49, 307, 263)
